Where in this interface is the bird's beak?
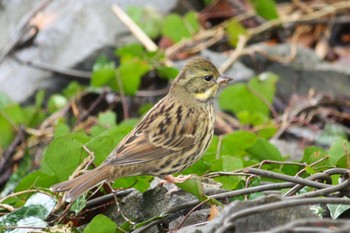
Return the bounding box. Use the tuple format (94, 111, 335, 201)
(216, 75, 233, 86)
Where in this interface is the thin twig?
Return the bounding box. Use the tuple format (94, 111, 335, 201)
(176, 198, 210, 230)
(0, 0, 53, 63)
(111, 4, 158, 52)
(115, 70, 129, 120)
(13, 55, 92, 78)
(243, 168, 330, 189)
(219, 1, 350, 72)
(217, 197, 350, 233)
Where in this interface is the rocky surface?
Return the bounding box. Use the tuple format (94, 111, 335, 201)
(104, 177, 225, 232)
(178, 195, 318, 233)
(241, 44, 350, 104)
(0, 0, 177, 102)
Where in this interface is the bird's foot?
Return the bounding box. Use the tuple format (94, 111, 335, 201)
(163, 174, 192, 184)
(157, 175, 192, 195)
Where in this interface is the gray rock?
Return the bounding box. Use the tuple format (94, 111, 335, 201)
(270, 138, 304, 161)
(104, 177, 225, 233)
(169, 209, 210, 231)
(178, 195, 318, 233)
(0, 0, 177, 102)
(241, 44, 350, 103)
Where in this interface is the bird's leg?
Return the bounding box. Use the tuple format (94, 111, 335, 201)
(157, 175, 192, 195)
(164, 174, 192, 183)
(158, 174, 193, 186)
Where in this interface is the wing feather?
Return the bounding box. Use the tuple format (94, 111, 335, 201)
(104, 98, 200, 166)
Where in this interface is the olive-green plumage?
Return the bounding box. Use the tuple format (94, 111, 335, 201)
(50, 57, 231, 202)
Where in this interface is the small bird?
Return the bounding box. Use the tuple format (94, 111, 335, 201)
(51, 57, 232, 202)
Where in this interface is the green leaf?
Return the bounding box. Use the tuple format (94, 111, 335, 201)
(133, 176, 153, 193)
(175, 176, 206, 201)
(91, 57, 117, 90)
(70, 195, 87, 215)
(246, 138, 283, 161)
(219, 73, 278, 118)
(328, 202, 350, 219)
(214, 176, 241, 190)
(98, 111, 117, 128)
(226, 19, 247, 47)
(1, 153, 32, 196)
(47, 94, 67, 113)
(40, 133, 90, 181)
(0, 193, 55, 230)
(302, 146, 328, 165)
(63, 81, 84, 98)
(53, 121, 70, 138)
(15, 170, 58, 192)
(201, 136, 219, 163)
(83, 214, 117, 233)
(116, 44, 145, 58)
(138, 103, 153, 116)
(316, 123, 347, 146)
(127, 6, 163, 39)
(0, 93, 13, 109)
(35, 90, 45, 108)
(162, 12, 199, 43)
(221, 131, 257, 156)
(328, 139, 350, 166)
(183, 11, 200, 35)
(116, 59, 150, 95)
(210, 156, 243, 172)
(156, 66, 179, 80)
(211, 157, 243, 190)
(113, 176, 152, 193)
(84, 136, 115, 166)
(181, 159, 210, 176)
(250, 0, 278, 20)
(1, 103, 25, 124)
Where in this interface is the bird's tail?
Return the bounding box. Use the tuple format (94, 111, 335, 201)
(50, 165, 111, 202)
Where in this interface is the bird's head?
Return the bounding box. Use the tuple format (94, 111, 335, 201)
(171, 57, 232, 103)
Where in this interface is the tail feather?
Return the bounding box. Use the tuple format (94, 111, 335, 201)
(50, 165, 111, 202)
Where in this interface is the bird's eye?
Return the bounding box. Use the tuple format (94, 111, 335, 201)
(204, 75, 213, 82)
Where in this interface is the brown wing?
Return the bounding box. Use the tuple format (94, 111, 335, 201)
(104, 98, 200, 166)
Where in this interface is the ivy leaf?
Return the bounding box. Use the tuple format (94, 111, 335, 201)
(219, 73, 278, 118)
(15, 170, 58, 192)
(127, 6, 163, 39)
(176, 176, 206, 201)
(302, 146, 328, 165)
(221, 131, 257, 157)
(91, 57, 117, 90)
(40, 133, 90, 181)
(316, 123, 347, 146)
(98, 111, 117, 128)
(70, 195, 87, 215)
(162, 12, 199, 43)
(85, 136, 115, 166)
(113, 176, 152, 193)
(246, 138, 283, 161)
(183, 11, 200, 35)
(83, 214, 117, 233)
(210, 156, 243, 172)
(328, 202, 350, 219)
(226, 19, 247, 47)
(328, 139, 350, 167)
(211, 157, 243, 190)
(116, 59, 150, 95)
(156, 66, 179, 80)
(47, 94, 67, 113)
(250, 0, 278, 20)
(0, 193, 55, 231)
